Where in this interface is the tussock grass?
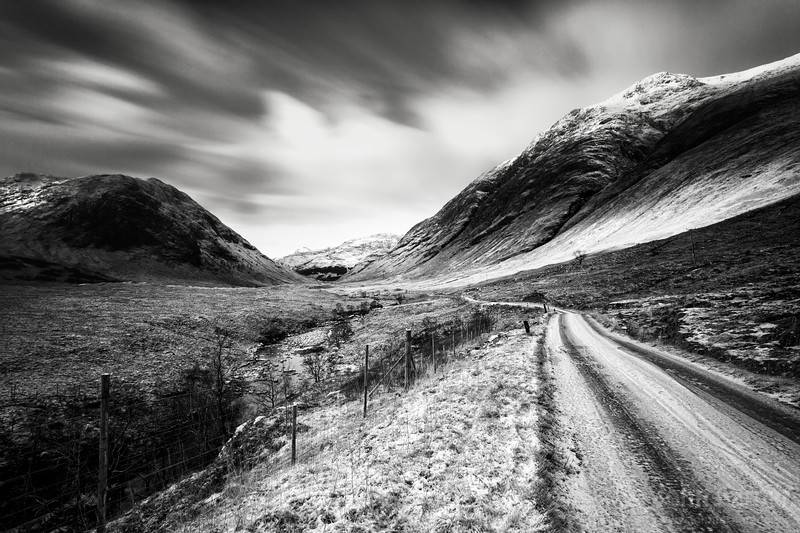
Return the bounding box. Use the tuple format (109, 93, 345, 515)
(164, 330, 548, 532)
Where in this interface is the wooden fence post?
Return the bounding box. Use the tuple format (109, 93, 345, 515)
(405, 329, 411, 390)
(363, 345, 369, 418)
(97, 373, 110, 532)
(451, 324, 455, 358)
(523, 320, 531, 335)
(291, 404, 297, 465)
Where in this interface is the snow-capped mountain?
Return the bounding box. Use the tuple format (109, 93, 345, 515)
(351, 54, 800, 286)
(0, 173, 302, 285)
(279, 233, 400, 281)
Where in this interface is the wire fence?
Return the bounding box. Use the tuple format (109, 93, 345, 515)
(1, 307, 500, 532)
(341, 308, 497, 405)
(1, 384, 237, 532)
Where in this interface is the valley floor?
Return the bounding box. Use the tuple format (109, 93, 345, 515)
(4, 221, 799, 532)
(119, 309, 800, 532)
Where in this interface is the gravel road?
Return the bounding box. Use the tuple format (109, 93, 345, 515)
(546, 311, 800, 532)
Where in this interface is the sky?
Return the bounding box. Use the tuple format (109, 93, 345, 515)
(1, 1, 799, 257)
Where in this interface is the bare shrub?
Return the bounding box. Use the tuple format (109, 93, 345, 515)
(301, 347, 328, 384)
(329, 317, 353, 349)
(572, 250, 587, 269)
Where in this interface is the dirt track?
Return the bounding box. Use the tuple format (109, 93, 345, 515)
(545, 312, 800, 532)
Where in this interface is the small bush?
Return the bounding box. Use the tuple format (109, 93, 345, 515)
(255, 318, 290, 345)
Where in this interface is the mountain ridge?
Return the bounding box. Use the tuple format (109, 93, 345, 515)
(351, 53, 800, 286)
(0, 173, 302, 286)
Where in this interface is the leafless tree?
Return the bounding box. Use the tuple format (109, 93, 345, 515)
(572, 250, 587, 269)
(328, 317, 353, 348)
(207, 326, 235, 436)
(301, 349, 328, 383)
(254, 359, 280, 408)
(203, 323, 252, 437)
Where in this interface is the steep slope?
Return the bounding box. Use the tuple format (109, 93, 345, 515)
(0, 173, 302, 285)
(473, 191, 800, 394)
(353, 54, 800, 286)
(279, 233, 399, 281)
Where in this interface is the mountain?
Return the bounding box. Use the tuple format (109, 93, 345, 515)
(279, 233, 400, 281)
(352, 54, 800, 286)
(0, 173, 302, 285)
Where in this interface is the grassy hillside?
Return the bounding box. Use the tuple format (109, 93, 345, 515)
(112, 326, 550, 532)
(354, 56, 800, 283)
(471, 194, 800, 402)
(0, 284, 355, 409)
(0, 174, 301, 285)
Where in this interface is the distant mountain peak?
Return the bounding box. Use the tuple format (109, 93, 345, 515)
(279, 233, 401, 281)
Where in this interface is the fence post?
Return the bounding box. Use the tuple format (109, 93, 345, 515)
(451, 323, 455, 358)
(97, 373, 110, 532)
(291, 404, 297, 465)
(405, 329, 411, 390)
(523, 320, 531, 335)
(363, 345, 369, 418)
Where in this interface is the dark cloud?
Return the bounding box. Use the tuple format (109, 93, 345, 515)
(0, 122, 184, 177)
(0, 1, 266, 119)
(194, 193, 277, 218)
(161, 0, 593, 124)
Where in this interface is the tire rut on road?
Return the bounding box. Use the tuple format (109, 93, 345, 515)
(582, 315, 800, 445)
(558, 315, 740, 533)
(533, 315, 581, 532)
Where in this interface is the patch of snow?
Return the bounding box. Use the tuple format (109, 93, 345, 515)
(700, 53, 800, 86)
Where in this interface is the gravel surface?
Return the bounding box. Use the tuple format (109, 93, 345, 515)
(549, 311, 800, 532)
